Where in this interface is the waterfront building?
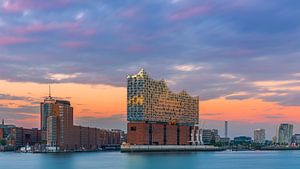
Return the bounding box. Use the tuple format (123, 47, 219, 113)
(127, 69, 199, 124)
(200, 129, 220, 145)
(40, 90, 56, 141)
(6, 127, 41, 148)
(254, 129, 266, 144)
(219, 137, 230, 145)
(42, 98, 74, 148)
(0, 128, 3, 140)
(0, 119, 16, 139)
(47, 116, 58, 147)
(277, 124, 293, 145)
(200, 129, 213, 145)
(233, 136, 252, 145)
(112, 129, 127, 143)
(272, 136, 277, 144)
(127, 69, 200, 145)
(41, 94, 121, 151)
(292, 134, 300, 145)
(0, 119, 41, 148)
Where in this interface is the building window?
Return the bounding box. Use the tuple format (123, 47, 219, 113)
(130, 127, 137, 131)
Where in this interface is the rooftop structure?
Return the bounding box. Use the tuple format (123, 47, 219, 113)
(127, 69, 199, 126)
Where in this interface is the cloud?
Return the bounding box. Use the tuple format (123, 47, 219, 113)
(47, 73, 81, 81)
(0, 36, 34, 46)
(76, 114, 126, 130)
(201, 112, 223, 117)
(1, 0, 76, 13)
(75, 11, 86, 20)
(226, 94, 253, 100)
(173, 64, 203, 72)
(0, 104, 39, 125)
(60, 41, 88, 48)
(170, 0, 182, 4)
(14, 22, 80, 34)
(259, 92, 300, 106)
(261, 114, 287, 119)
(0, 93, 31, 101)
(119, 7, 140, 20)
(0, 17, 5, 27)
(168, 5, 211, 21)
(0, 0, 300, 108)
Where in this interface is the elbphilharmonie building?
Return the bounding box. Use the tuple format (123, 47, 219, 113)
(127, 69, 200, 145)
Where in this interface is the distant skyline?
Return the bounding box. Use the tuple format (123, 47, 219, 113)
(1, 0, 300, 139)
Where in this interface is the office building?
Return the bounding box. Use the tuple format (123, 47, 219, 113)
(233, 136, 252, 145)
(47, 116, 58, 147)
(219, 137, 230, 145)
(6, 127, 41, 148)
(40, 90, 56, 141)
(0, 119, 16, 139)
(112, 129, 127, 143)
(200, 129, 220, 145)
(0, 119, 41, 148)
(292, 134, 300, 145)
(41, 95, 121, 151)
(277, 123, 293, 145)
(127, 69, 200, 145)
(254, 129, 266, 144)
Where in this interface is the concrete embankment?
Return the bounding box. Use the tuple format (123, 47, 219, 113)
(121, 145, 226, 153)
(260, 147, 300, 151)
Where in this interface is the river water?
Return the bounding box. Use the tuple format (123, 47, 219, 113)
(1, 151, 299, 169)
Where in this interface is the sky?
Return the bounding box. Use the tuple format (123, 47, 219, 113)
(1, 0, 300, 139)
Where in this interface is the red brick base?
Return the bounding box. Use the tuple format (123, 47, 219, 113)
(127, 123, 192, 145)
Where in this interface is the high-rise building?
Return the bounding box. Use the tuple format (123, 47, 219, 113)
(254, 129, 266, 144)
(127, 69, 200, 145)
(277, 123, 293, 145)
(225, 121, 228, 138)
(40, 89, 55, 141)
(45, 99, 75, 148)
(41, 93, 121, 151)
(47, 115, 58, 147)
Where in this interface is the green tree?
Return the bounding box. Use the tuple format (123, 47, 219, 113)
(0, 139, 6, 146)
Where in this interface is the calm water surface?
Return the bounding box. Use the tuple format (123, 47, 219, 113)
(1, 151, 300, 169)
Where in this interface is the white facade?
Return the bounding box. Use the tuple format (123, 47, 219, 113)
(277, 124, 293, 145)
(47, 116, 58, 147)
(254, 129, 265, 144)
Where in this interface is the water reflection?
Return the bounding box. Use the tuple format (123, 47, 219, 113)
(1, 151, 300, 169)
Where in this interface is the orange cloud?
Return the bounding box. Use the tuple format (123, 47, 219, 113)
(1, 80, 300, 129)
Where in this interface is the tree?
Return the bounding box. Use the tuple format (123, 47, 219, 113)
(0, 139, 6, 146)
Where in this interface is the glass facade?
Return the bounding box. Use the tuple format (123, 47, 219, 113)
(41, 97, 55, 131)
(127, 69, 199, 126)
